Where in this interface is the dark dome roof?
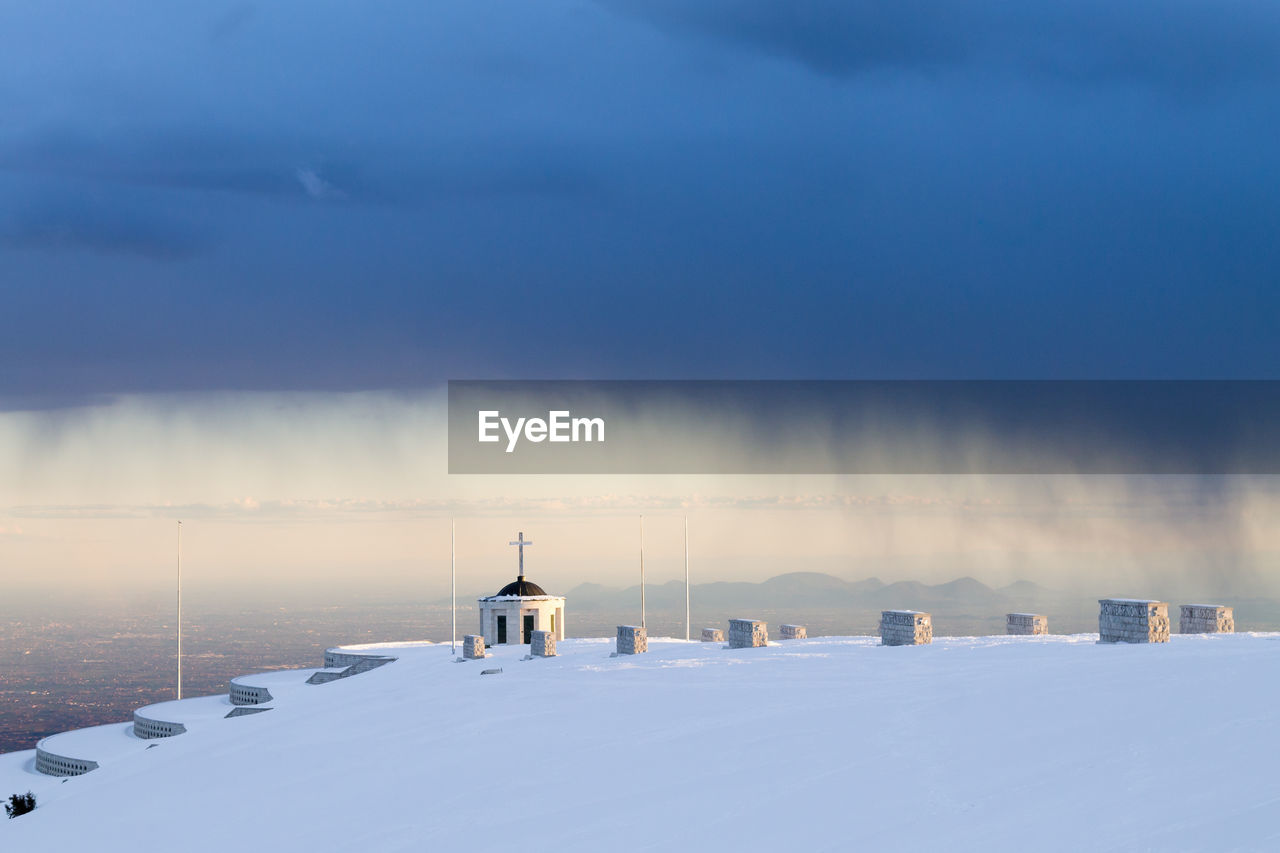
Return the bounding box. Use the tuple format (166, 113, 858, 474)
(494, 576, 547, 597)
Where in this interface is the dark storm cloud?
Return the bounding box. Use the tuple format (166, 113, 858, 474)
(0, 208, 201, 260)
(0, 126, 602, 206)
(0, 0, 1277, 408)
(0, 182, 204, 261)
(605, 0, 1280, 89)
(0, 128, 358, 202)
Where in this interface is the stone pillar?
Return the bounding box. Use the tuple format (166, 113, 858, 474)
(779, 624, 807, 640)
(530, 629, 556, 657)
(701, 627, 724, 642)
(1006, 613, 1048, 636)
(1179, 604, 1234, 634)
(728, 619, 768, 648)
(617, 625, 647, 655)
(463, 634, 486, 659)
(880, 610, 932, 646)
(1098, 599, 1169, 643)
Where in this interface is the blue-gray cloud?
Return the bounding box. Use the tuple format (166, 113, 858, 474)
(605, 0, 1280, 89)
(0, 0, 1277, 409)
(0, 205, 202, 260)
(0, 125, 602, 206)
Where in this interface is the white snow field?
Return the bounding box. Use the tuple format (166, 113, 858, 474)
(3, 633, 1279, 852)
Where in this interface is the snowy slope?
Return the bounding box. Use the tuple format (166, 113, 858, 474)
(2, 634, 1279, 852)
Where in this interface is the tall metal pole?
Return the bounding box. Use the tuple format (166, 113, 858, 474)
(451, 517, 456, 656)
(176, 519, 182, 701)
(639, 515, 646, 630)
(684, 515, 690, 642)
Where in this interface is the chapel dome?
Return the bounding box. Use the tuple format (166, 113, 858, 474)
(493, 576, 548, 597)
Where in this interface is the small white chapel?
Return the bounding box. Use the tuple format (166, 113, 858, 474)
(478, 532, 566, 645)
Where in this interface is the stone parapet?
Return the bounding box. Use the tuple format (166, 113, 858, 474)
(325, 650, 376, 669)
(35, 745, 98, 777)
(132, 711, 187, 740)
(307, 654, 395, 684)
(229, 678, 273, 706)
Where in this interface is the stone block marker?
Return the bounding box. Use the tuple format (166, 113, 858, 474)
(880, 610, 932, 646)
(463, 634, 486, 660)
(1179, 604, 1234, 634)
(530, 629, 556, 657)
(779, 624, 807, 640)
(617, 625, 647, 655)
(1098, 599, 1169, 643)
(701, 627, 725, 642)
(1006, 613, 1048, 636)
(728, 619, 768, 648)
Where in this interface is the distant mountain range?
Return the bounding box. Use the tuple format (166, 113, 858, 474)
(442, 572, 1280, 634)
(564, 571, 1054, 614)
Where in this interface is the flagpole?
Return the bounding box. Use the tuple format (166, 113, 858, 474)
(176, 519, 182, 701)
(684, 515, 690, 642)
(639, 515, 646, 630)
(451, 517, 456, 656)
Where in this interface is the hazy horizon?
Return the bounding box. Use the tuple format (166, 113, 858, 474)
(3, 391, 1276, 604)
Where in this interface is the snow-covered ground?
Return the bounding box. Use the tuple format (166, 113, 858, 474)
(3, 633, 1278, 851)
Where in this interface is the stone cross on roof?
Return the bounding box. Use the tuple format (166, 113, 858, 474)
(509, 531, 533, 579)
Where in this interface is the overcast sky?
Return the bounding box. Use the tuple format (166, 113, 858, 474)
(3, 3, 1278, 597)
(3, 0, 1279, 409)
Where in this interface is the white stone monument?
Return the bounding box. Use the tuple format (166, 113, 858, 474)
(728, 619, 768, 648)
(1098, 599, 1169, 643)
(1179, 604, 1234, 634)
(880, 610, 932, 646)
(531, 629, 556, 657)
(617, 625, 647, 654)
(1006, 613, 1048, 635)
(779, 624, 807, 640)
(477, 532, 566, 646)
(701, 627, 724, 642)
(463, 634, 486, 660)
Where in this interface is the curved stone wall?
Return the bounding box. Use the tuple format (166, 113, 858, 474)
(33, 647, 409, 779)
(323, 649, 396, 669)
(309, 648, 397, 684)
(229, 678, 274, 706)
(324, 650, 365, 668)
(308, 655, 395, 684)
(35, 744, 99, 777)
(132, 711, 187, 740)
